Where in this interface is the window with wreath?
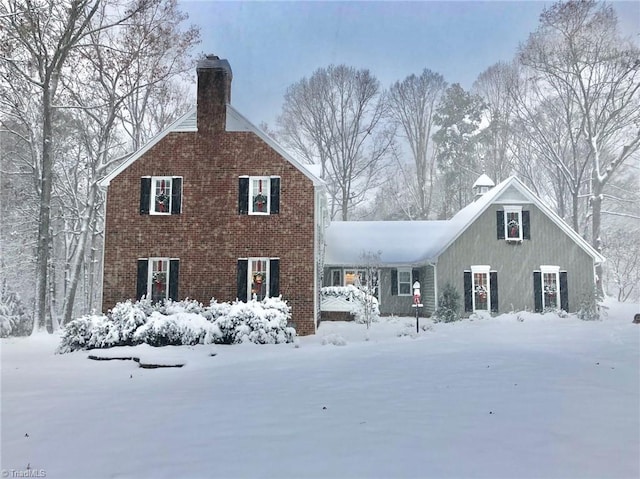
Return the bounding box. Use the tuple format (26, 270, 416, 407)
(136, 257, 179, 302)
(496, 207, 530, 241)
(464, 267, 499, 313)
(139, 177, 182, 215)
(238, 176, 280, 215)
(237, 258, 280, 302)
(533, 266, 568, 312)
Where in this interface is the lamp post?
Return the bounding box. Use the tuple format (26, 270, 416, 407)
(412, 281, 423, 333)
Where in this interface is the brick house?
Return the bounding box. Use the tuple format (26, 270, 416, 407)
(99, 55, 327, 335)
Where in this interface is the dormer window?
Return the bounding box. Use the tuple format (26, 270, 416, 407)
(497, 207, 530, 241)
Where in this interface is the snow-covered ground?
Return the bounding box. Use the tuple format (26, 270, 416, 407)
(2, 299, 639, 479)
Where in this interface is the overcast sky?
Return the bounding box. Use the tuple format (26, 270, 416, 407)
(178, 1, 640, 127)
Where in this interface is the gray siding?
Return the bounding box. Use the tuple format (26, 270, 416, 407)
(322, 265, 436, 317)
(437, 203, 595, 314)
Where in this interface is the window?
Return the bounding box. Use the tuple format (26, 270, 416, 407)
(237, 258, 280, 302)
(397, 268, 412, 296)
(330, 269, 342, 287)
(238, 176, 280, 215)
(391, 268, 420, 296)
(136, 258, 179, 302)
(534, 267, 568, 312)
(497, 208, 530, 240)
(464, 267, 498, 313)
(140, 177, 182, 215)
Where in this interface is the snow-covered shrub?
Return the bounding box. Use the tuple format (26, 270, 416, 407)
(163, 298, 206, 316)
(0, 285, 31, 337)
(57, 314, 112, 353)
(321, 333, 347, 346)
(133, 312, 217, 346)
(577, 289, 601, 321)
(109, 300, 148, 344)
(211, 298, 294, 345)
(207, 298, 232, 321)
(433, 282, 460, 323)
(321, 286, 380, 324)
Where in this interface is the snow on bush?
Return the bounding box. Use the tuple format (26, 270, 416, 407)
(134, 312, 218, 346)
(321, 333, 347, 346)
(57, 296, 295, 353)
(321, 285, 380, 324)
(0, 285, 32, 337)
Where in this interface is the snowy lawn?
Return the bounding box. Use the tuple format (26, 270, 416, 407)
(1, 300, 639, 479)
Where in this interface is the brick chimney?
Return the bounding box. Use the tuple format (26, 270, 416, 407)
(197, 54, 233, 133)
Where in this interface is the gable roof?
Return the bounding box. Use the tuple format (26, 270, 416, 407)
(324, 176, 605, 266)
(98, 105, 324, 188)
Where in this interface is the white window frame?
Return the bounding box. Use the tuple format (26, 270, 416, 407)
(247, 257, 270, 301)
(471, 265, 491, 312)
(504, 205, 523, 241)
(147, 257, 171, 302)
(150, 177, 173, 215)
(249, 176, 271, 215)
(540, 265, 560, 310)
(397, 268, 412, 296)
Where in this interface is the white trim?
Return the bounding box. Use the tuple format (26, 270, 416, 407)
(248, 176, 271, 215)
(540, 265, 561, 309)
(147, 257, 171, 302)
(149, 176, 173, 215)
(503, 205, 523, 242)
(470, 265, 491, 312)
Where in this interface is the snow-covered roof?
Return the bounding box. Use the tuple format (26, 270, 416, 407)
(324, 220, 452, 266)
(472, 173, 495, 188)
(99, 105, 324, 188)
(324, 176, 605, 266)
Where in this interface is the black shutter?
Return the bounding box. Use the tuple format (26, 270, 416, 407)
(237, 259, 248, 302)
(464, 271, 473, 312)
(490, 271, 498, 313)
(269, 259, 280, 297)
(136, 259, 148, 300)
(412, 268, 420, 286)
(169, 259, 180, 301)
(522, 210, 530, 240)
(171, 178, 182, 215)
(391, 269, 398, 296)
(496, 210, 505, 239)
(560, 271, 568, 312)
(270, 177, 280, 214)
(238, 178, 249, 215)
(533, 271, 543, 312)
(140, 178, 151, 215)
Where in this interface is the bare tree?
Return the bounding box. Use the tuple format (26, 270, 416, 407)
(386, 69, 446, 219)
(276, 65, 393, 220)
(519, 0, 640, 293)
(473, 61, 517, 183)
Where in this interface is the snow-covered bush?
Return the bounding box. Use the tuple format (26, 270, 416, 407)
(109, 300, 147, 344)
(577, 289, 601, 321)
(57, 314, 114, 353)
(0, 285, 32, 337)
(433, 282, 460, 323)
(321, 286, 380, 324)
(134, 312, 218, 346)
(58, 296, 296, 352)
(321, 333, 347, 346)
(212, 299, 294, 345)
